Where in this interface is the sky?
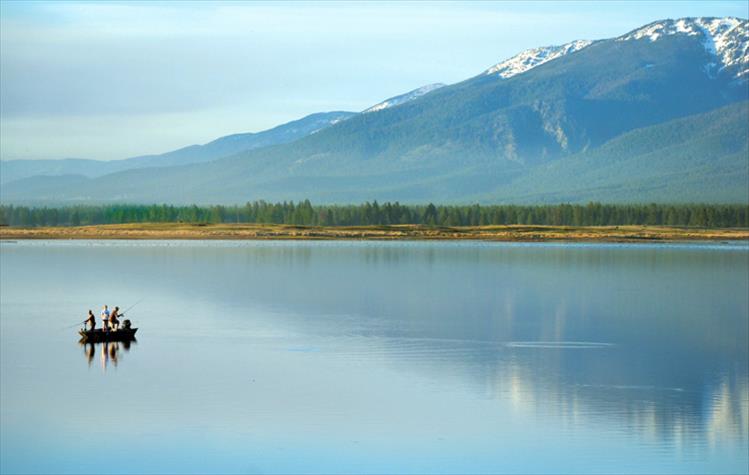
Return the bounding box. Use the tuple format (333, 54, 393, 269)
(1, 1, 747, 161)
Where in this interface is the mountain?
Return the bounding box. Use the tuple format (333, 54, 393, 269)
(2, 80, 448, 186)
(123, 111, 357, 169)
(0, 158, 129, 186)
(2, 17, 748, 205)
(487, 100, 749, 203)
(0, 111, 355, 185)
(363, 84, 446, 113)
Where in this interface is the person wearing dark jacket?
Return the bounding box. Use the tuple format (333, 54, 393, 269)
(85, 310, 96, 331)
(110, 307, 120, 331)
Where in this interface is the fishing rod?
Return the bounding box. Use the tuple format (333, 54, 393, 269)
(120, 298, 144, 317)
(63, 320, 87, 329)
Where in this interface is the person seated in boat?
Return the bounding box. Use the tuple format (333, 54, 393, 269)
(110, 307, 120, 331)
(101, 305, 110, 332)
(85, 310, 96, 331)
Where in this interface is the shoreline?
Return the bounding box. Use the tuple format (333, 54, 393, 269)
(1, 223, 748, 242)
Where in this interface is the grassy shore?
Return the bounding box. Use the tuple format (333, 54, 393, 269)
(1, 223, 748, 242)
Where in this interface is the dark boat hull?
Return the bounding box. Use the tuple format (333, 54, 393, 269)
(79, 328, 138, 343)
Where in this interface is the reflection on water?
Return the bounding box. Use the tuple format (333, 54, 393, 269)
(80, 339, 137, 371)
(487, 345, 748, 452)
(0, 240, 747, 474)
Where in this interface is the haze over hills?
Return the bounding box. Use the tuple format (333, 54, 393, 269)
(2, 16, 748, 205)
(0, 111, 356, 185)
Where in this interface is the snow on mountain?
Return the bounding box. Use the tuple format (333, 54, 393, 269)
(363, 83, 446, 113)
(617, 17, 749, 79)
(484, 40, 593, 78)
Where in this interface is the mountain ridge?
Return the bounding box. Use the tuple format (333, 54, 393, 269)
(616, 17, 749, 79)
(363, 84, 446, 113)
(2, 16, 747, 205)
(1, 80, 455, 184)
(484, 40, 594, 78)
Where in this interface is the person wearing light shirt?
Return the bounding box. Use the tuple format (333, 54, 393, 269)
(101, 305, 110, 331)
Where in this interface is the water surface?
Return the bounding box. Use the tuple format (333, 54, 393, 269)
(1, 240, 747, 474)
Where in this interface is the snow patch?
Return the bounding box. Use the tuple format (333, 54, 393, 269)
(617, 17, 748, 79)
(484, 40, 593, 79)
(363, 83, 446, 113)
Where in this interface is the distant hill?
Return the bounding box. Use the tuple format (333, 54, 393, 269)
(0, 111, 356, 185)
(1, 81, 455, 187)
(2, 17, 747, 205)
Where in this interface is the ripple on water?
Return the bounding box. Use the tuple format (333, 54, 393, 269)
(505, 341, 615, 349)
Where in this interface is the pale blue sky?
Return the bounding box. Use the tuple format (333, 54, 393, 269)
(1, 1, 747, 160)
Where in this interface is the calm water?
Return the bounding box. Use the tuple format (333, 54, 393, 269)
(1, 240, 747, 474)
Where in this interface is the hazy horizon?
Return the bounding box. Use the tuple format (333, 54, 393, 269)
(1, 0, 747, 161)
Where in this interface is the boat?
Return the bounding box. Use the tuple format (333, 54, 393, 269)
(78, 327, 138, 343)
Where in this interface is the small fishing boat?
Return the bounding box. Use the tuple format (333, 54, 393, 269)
(78, 327, 138, 343)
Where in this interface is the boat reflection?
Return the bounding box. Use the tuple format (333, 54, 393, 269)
(79, 338, 137, 371)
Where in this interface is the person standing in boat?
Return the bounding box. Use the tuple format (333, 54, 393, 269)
(85, 310, 96, 331)
(101, 305, 110, 332)
(110, 307, 120, 331)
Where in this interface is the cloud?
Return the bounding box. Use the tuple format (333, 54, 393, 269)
(0, 107, 298, 160)
(22, 2, 583, 38)
(2, 1, 747, 160)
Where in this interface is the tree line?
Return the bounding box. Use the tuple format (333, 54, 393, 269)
(1, 201, 747, 228)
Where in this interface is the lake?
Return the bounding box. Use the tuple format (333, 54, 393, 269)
(1, 240, 747, 474)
